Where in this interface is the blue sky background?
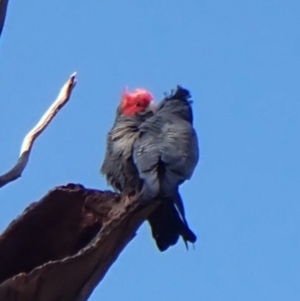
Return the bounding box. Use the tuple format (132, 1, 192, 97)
(0, 0, 299, 300)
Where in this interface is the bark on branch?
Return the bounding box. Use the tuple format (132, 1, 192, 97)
(0, 184, 159, 301)
(0, 73, 77, 188)
(0, 0, 9, 37)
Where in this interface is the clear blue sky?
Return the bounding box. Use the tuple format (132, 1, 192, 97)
(0, 0, 299, 300)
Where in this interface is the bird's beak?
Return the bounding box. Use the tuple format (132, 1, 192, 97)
(148, 100, 156, 113)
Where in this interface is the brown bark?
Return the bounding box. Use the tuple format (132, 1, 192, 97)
(0, 184, 158, 301)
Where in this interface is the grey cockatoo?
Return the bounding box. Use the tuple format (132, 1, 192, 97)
(101, 86, 198, 251)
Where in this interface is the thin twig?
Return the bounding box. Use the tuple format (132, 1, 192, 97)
(0, 0, 9, 37)
(0, 73, 77, 188)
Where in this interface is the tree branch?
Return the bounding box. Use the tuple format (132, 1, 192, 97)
(0, 0, 9, 37)
(0, 73, 77, 188)
(0, 184, 159, 301)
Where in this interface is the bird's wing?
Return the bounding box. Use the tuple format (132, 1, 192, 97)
(133, 112, 199, 199)
(132, 116, 162, 199)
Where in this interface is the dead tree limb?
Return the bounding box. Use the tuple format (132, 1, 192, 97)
(0, 0, 9, 37)
(0, 184, 159, 301)
(0, 73, 77, 188)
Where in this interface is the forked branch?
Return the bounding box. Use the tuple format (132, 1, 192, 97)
(0, 73, 77, 188)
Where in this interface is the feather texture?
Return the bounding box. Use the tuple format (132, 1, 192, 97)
(101, 86, 199, 251)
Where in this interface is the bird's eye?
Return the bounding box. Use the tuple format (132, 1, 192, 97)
(136, 102, 142, 107)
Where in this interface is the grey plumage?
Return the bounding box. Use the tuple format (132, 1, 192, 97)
(133, 86, 198, 250)
(101, 110, 152, 194)
(101, 87, 199, 251)
(133, 88, 198, 199)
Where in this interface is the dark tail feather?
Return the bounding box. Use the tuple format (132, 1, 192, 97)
(147, 198, 196, 252)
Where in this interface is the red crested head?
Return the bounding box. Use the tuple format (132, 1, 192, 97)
(120, 87, 154, 116)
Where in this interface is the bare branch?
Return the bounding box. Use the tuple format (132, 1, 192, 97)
(0, 0, 9, 37)
(0, 73, 77, 188)
(0, 184, 159, 301)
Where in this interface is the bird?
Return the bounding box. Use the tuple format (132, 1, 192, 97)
(101, 88, 155, 196)
(101, 86, 198, 251)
